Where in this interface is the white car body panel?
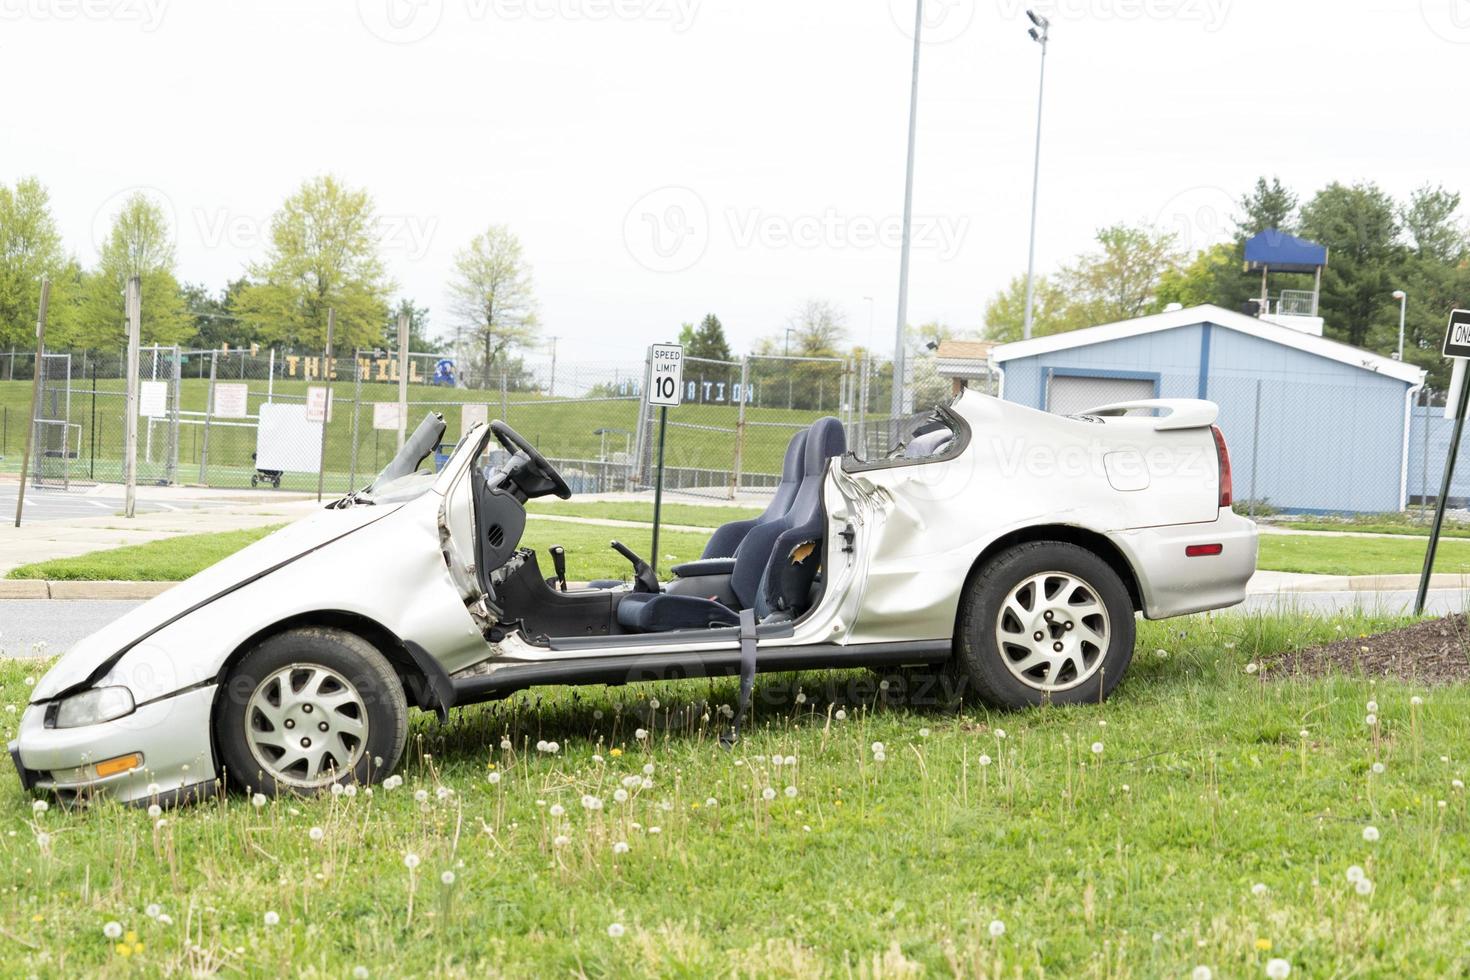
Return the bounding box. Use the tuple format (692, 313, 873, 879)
(12, 391, 1256, 805)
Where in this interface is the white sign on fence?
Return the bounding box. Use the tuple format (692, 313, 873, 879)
(373, 402, 401, 431)
(648, 343, 684, 407)
(138, 380, 168, 418)
(213, 382, 249, 419)
(256, 402, 321, 474)
(461, 403, 489, 432)
(305, 386, 334, 423)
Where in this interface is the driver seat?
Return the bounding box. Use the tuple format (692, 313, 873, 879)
(616, 417, 846, 632)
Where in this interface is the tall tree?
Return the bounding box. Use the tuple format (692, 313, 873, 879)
(383, 297, 444, 353)
(1235, 176, 1298, 239)
(1297, 181, 1402, 348)
(0, 177, 66, 348)
(446, 225, 538, 384)
(1055, 224, 1181, 326)
(983, 273, 1072, 342)
(234, 175, 393, 350)
(686, 313, 733, 362)
(74, 191, 190, 348)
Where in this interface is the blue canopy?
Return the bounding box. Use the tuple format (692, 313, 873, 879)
(1244, 229, 1328, 272)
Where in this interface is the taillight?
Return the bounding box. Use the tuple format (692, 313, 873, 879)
(1211, 424, 1232, 509)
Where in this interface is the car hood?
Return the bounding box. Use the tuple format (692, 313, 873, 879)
(30, 503, 402, 704)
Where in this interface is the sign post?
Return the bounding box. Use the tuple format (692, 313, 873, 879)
(647, 343, 684, 575)
(1415, 309, 1470, 614)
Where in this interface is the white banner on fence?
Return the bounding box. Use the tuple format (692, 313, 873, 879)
(373, 402, 401, 431)
(138, 380, 168, 418)
(256, 402, 321, 474)
(461, 403, 488, 432)
(305, 386, 334, 423)
(213, 382, 249, 419)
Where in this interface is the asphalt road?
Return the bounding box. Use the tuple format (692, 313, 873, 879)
(2, 485, 233, 523)
(0, 592, 1466, 661)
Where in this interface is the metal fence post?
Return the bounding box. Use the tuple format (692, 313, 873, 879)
(199, 350, 217, 485)
(348, 348, 362, 491)
(730, 355, 749, 498)
(1248, 379, 1262, 517)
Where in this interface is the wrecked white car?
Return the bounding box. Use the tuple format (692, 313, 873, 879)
(10, 390, 1256, 804)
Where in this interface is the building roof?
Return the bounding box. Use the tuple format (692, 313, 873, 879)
(1244, 229, 1329, 271)
(987, 304, 1425, 385)
(934, 339, 995, 379)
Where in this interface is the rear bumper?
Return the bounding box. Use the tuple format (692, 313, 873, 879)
(9, 684, 219, 805)
(1108, 511, 1257, 619)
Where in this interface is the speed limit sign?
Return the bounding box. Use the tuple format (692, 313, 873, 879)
(649, 343, 684, 407)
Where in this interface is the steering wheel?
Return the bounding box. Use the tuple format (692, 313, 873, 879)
(490, 420, 572, 500)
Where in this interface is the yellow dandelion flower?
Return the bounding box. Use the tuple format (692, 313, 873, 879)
(1255, 938, 1272, 952)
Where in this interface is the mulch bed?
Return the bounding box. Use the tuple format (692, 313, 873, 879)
(1266, 614, 1470, 684)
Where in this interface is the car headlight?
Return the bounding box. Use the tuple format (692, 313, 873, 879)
(48, 687, 136, 729)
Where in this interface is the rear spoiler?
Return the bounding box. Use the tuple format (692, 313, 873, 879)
(1079, 398, 1219, 431)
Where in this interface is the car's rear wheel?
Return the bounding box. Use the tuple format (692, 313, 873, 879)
(214, 628, 408, 796)
(954, 541, 1135, 708)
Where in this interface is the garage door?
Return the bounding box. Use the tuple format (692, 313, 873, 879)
(1046, 375, 1156, 416)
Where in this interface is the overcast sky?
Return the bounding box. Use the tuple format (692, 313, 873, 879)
(5, 0, 1469, 363)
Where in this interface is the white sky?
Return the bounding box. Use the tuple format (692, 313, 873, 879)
(5, 0, 1470, 362)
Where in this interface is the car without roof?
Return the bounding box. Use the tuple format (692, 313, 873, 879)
(10, 389, 1256, 805)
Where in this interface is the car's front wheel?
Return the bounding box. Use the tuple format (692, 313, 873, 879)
(954, 541, 1135, 708)
(214, 628, 408, 796)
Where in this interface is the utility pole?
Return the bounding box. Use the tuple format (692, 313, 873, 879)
(1022, 9, 1051, 340)
(13, 278, 50, 528)
(892, 0, 923, 419)
(396, 311, 410, 449)
(317, 309, 335, 502)
(124, 276, 141, 519)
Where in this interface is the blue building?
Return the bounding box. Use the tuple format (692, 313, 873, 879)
(979, 304, 1426, 515)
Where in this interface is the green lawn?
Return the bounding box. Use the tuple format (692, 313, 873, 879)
(1258, 532, 1470, 576)
(3, 610, 1469, 975)
(5, 519, 713, 584)
(526, 500, 762, 528)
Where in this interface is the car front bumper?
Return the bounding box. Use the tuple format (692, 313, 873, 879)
(1109, 511, 1258, 619)
(9, 684, 220, 806)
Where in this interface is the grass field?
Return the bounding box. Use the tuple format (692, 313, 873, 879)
(3, 610, 1469, 975)
(0, 373, 829, 492)
(5, 518, 715, 584)
(1258, 532, 1470, 576)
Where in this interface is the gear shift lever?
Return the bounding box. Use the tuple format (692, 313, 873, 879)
(549, 545, 568, 592)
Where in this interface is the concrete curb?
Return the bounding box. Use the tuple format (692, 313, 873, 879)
(0, 580, 174, 600)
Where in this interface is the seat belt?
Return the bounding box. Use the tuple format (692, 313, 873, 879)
(721, 608, 758, 749)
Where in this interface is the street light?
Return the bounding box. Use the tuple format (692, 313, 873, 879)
(1392, 289, 1407, 361)
(1021, 8, 1050, 341)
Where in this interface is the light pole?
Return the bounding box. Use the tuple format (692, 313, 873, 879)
(1392, 289, 1407, 361)
(892, 0, 923, 419)
(1021, 9, 1050, 341)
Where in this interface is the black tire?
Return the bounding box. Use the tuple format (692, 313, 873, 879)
(954, 541, 1135, 709)
(214, 627, 408, 796)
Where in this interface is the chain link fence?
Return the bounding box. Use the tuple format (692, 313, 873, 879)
(2, 341, 974, 502)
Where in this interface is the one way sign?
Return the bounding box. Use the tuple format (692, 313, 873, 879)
(1443, 309, 1470, 358)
